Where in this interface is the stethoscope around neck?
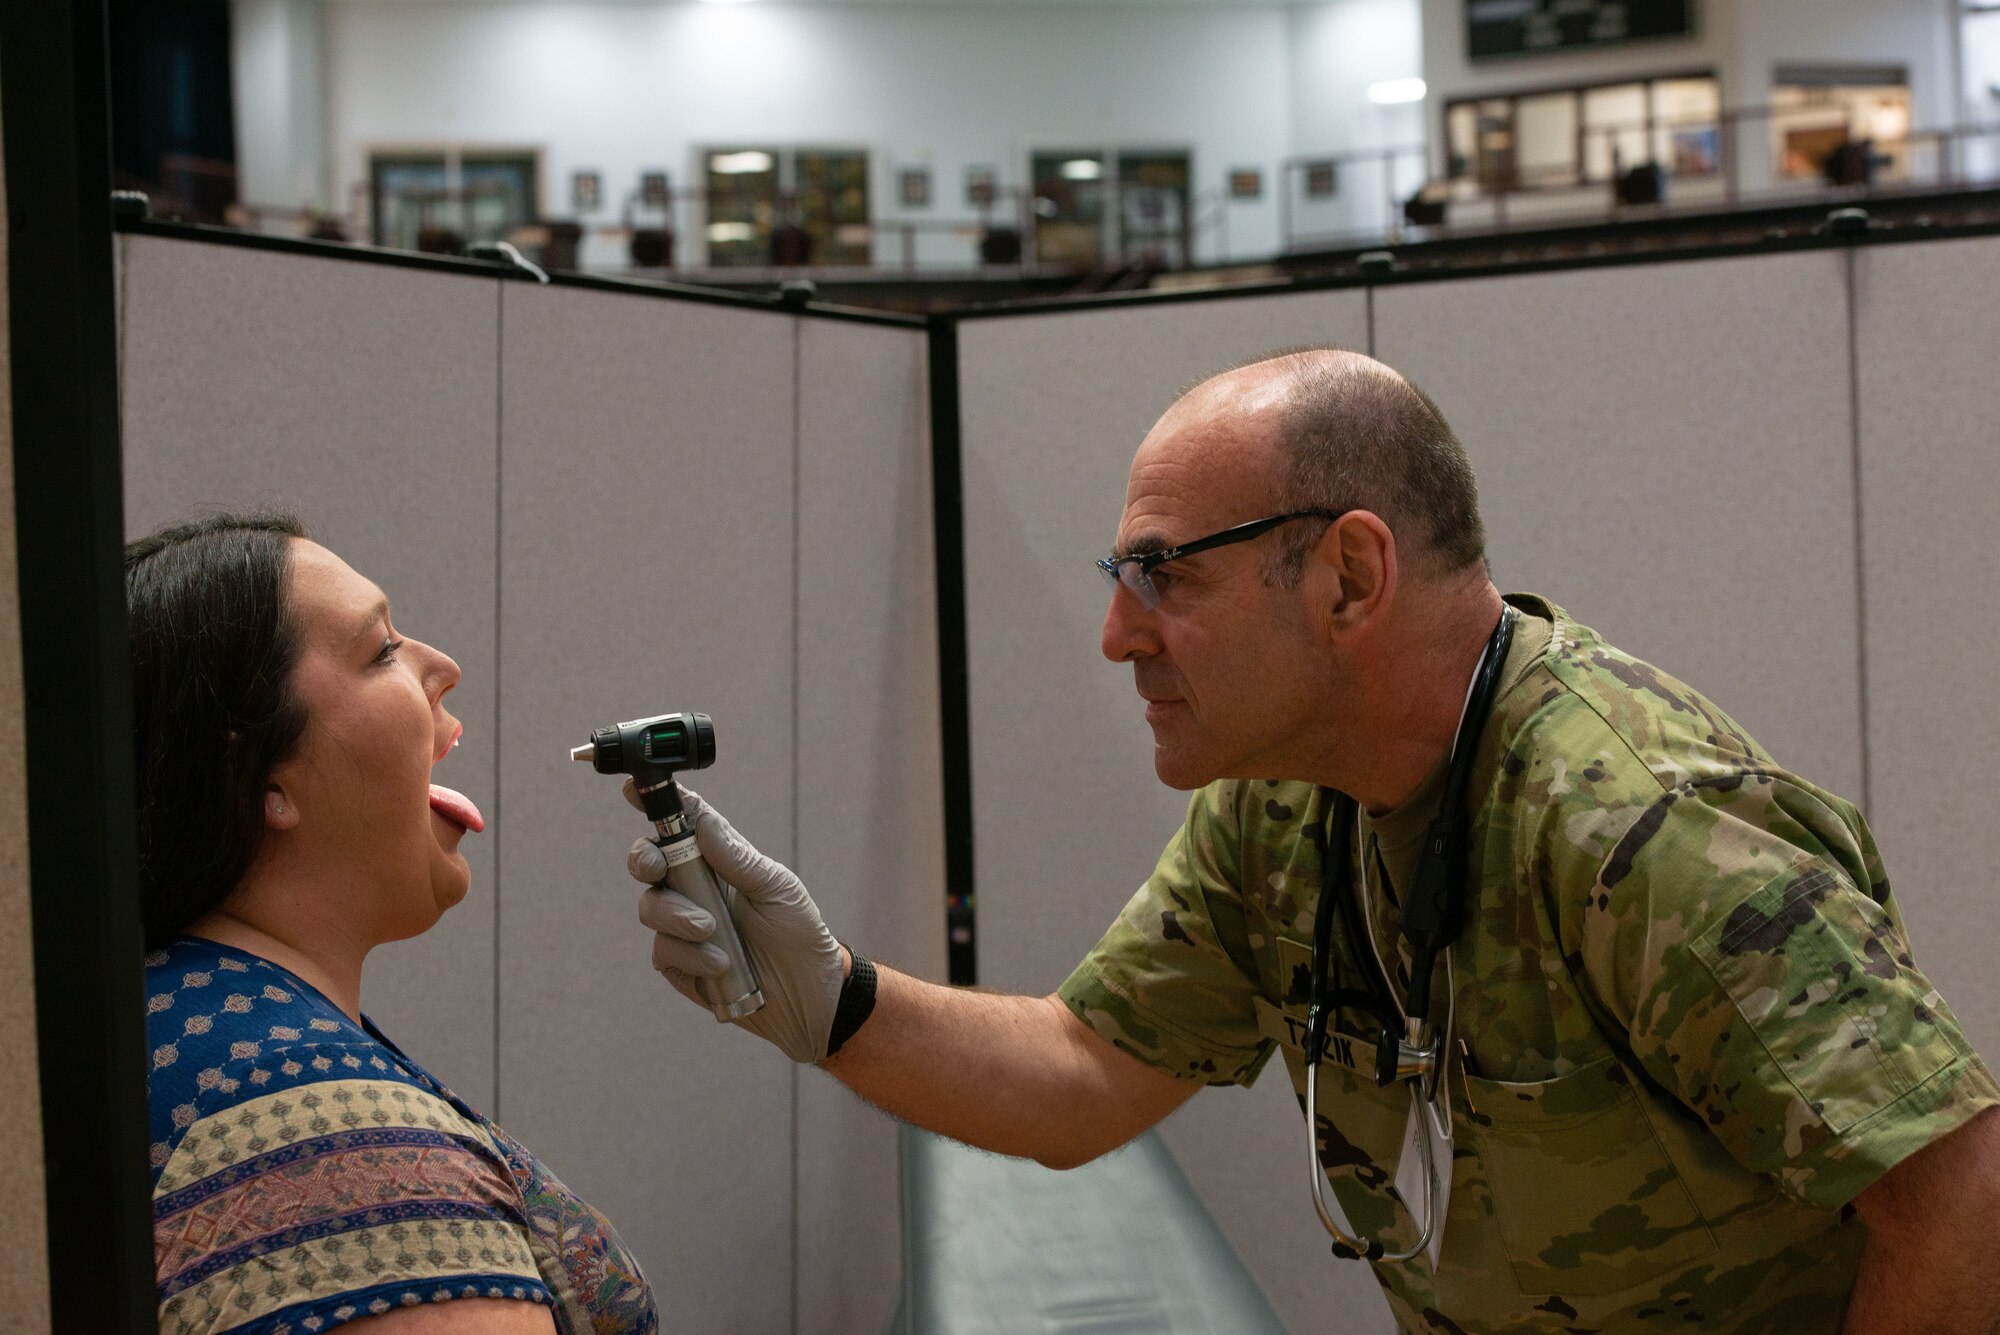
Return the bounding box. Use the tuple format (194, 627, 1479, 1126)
(1302, 604, 1518, 1263)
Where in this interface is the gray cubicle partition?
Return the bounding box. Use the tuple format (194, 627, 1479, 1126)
(116, 231, 939, 1334)
(1372, 250, 1867, 802)
(495, 282, 801, 1332)
(949, 239, 1993, 1335)
(1852, 234, 2000, 1063)
(955, 289, 1387, 1332)
(115, 219, 2000, 1335)
(795, 318, 948, 1330)
(118, 234, 505, 1109)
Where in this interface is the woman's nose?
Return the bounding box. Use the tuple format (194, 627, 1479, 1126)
(416, 640, 462, 703)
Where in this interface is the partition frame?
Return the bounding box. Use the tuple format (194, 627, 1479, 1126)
(119, 217, 926, 329)
(4, 0, 158, 1328)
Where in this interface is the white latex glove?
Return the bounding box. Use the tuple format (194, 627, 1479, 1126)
(627, 782, 846, 1063)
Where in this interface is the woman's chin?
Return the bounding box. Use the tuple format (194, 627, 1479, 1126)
(433, 853, 472, 912)
(424, 818, 474, 911)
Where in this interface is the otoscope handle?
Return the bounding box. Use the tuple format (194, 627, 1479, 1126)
(655, 828, 766, 1022)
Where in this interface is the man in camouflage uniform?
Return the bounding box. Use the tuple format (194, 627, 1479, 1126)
(633, 349, 2000, 1332)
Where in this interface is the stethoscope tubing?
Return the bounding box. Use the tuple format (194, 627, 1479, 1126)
(1301, 605, 1518, 1263)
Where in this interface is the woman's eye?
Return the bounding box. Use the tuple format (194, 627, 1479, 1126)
(374, 638, 405, 665)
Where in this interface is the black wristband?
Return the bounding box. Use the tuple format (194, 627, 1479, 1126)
(824, 949, 877, 1058)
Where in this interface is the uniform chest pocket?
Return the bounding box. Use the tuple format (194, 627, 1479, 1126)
(1465, 1055, 1715, 1297)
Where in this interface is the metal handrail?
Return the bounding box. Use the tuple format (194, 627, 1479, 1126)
(210, 111, 2000, 280)
(1278, 113, 2000, 255)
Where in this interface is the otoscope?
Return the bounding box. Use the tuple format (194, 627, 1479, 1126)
(571, 712, 766, 1022)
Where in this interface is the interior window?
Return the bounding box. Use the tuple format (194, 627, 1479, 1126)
(1582, 83, 1649, 182)
(795, 149, 872, 267)
(1031, 150, 1107, 265)
(1771, 67, 1911, 181)
(1654, 78, 1723, 176)
(1447, 103, 1480, 181)
(1116, 152, 1192, 267)
(703, 147, 781, 266)
(1515, 91, 1580, 188)
(369, 150, 537, 252)
(1444, 72, 1720, 193)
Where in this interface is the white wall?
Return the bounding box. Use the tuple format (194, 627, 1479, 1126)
(233, 0, 328, 209)
(319, 0, 1313, 266)
(1959, 7, 2000, 177)
(1287, 0, 1427, 241)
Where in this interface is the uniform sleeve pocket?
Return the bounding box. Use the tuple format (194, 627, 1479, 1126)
(1689, 865, 1961, 1135)
(1467, 1055, 1714, 1297)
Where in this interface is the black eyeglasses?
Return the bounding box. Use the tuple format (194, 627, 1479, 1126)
(1096, 509, 1346, 610)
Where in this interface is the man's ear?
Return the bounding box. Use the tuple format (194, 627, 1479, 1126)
(1305, 511, 1397, 639)
(264, 784, 300, 831)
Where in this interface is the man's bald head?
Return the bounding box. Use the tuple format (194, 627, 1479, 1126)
(1175, 349, 1486, 583)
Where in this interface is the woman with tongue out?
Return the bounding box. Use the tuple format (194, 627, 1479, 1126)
(128, 513, 656, 1335)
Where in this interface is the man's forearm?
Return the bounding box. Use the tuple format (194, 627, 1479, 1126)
(819, 962, 1193, 1168)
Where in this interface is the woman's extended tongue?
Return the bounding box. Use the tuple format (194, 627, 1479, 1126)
(429, 784, 486, 834)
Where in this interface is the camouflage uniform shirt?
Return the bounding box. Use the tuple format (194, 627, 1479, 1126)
(1060, 595, 1998, 1333)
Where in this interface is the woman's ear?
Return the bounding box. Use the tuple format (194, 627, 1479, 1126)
(264, 784, 300, 831)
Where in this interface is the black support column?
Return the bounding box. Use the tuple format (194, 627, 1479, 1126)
(3, 0, 157, 1327)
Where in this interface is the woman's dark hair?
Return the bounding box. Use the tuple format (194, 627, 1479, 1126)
(126, 511, 311, 946)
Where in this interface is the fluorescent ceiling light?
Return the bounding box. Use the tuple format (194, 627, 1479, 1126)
(697, 0, 758, 6)
(707, 222, 756, 243)
(710, 151, 773, 175)
(1060, 158, 1103, 181)
(1367, 78, 1428, 105)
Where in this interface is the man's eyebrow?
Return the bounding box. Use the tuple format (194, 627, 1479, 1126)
(350, 597, 391, 644)
(1110, 533, 1174, 561)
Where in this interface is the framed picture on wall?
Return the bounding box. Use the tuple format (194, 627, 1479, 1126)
(965, 165, 997, 207)
(899, 167, 931, 208)
(572, 169, 602, 213)
(639, 171, 672, 208)
(1305, 163, 1338, 198)
(1228, 168, 1263, 200)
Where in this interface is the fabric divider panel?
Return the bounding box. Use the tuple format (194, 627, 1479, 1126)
(1374, 251, 1865, 801)
(116, 234, 503, 1109)
(496, 282, 796, 1333)
(793, 318, 945, 1333)
(1852, 235, 2000, 1061)
(955, 289, 1386, 1334)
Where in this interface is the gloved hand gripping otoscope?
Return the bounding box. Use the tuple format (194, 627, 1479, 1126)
(572, 712, 766, 1022)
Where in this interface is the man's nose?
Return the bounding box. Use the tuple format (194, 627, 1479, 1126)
(1101, 583, 1161, 663)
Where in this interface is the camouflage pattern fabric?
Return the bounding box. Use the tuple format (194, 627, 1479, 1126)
(1059, 595, 1998, 1333)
